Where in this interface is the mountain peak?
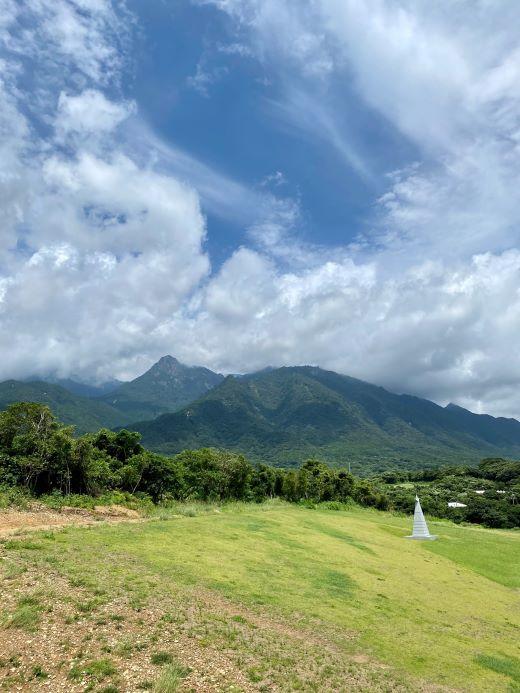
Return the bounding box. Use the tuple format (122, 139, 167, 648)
(99, 355, 224, 422)
(153, 355, 181, 372)
(157, 355, 179, 364)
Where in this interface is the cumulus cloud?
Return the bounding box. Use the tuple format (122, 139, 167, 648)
(55, 89, 135, 143)
(10, 0, 129, 87)
(0, 1, 209, 382)
(177, 247, 520, 418)
(2, 0, 520, 419)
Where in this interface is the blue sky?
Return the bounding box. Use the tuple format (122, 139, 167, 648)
(125, 0, 417, 264)
(2, 0, 520, 417)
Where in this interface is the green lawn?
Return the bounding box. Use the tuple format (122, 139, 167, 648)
(2, 503, 519, 691)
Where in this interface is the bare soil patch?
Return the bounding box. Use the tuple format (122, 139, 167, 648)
(0, 505, 141, 538)
(0, 560, 254, 692)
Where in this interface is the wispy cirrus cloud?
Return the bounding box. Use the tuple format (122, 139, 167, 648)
(265, 85, 374, 182)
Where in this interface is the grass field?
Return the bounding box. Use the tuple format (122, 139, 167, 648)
(1, 502, 519, 691)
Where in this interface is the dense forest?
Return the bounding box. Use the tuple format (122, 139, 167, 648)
(0, 402, 385, 507)
(0, 402, 518, 528)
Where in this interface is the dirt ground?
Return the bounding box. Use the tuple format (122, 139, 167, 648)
(0, 558, 256, 692)
(0, 505, 141, 538)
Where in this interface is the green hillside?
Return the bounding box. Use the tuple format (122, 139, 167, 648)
(46, 377, 122, 398)
(100, 355, 224, 421)
(0, 357, 225, 434)
(0, 381, 127, 434)
(6, 362, 520, 471)
(131, 366, 520, 471)
(1, 504, 518, 691)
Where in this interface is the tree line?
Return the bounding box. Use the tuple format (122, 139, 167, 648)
(1, 402, 518, 528)
(0, 402, 388, 508)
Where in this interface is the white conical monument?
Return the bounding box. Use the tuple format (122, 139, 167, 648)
(406, 495, 437, 540)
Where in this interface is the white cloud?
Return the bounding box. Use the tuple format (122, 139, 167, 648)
(178, 246, 520, 418)
(265, 86, 374, 182)
(183, 0, 520, 417)
(3, 0, 520, 420)
(29, 0, 128, 85)
(0, 1, 209, 383)
(186, 58, 229, 97)
(260, 171, 286, 188)
(55, 89, 135, 142)
(217, 42, 253, 57)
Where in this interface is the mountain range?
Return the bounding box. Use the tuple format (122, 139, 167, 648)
(128, 366, 520, 471)
(2, 357, 520, 470)
(0, 356, 222, 434)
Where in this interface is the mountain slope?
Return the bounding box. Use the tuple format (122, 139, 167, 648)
(100, 355, 224, 422)
(0, 381, 127, 434)
(1, 356, 224, 433)
(129, 367, 520, 471)
(33, 377, 122, 398)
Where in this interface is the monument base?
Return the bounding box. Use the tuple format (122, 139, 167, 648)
(405, 535, 437, 541)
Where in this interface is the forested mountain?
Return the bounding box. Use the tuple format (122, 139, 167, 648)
(0, 381, 127, 434)
(32, 377, 122, 398)
(129, 366, 520, 471)
(1, 356, 224, 433)
(99, 355, 224, 422)
(4, 361, 520, 472)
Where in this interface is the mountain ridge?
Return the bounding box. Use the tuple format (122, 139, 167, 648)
(0, 356, 224, 433)
(3, 359, 520, 472)
(0, 380, 127, 434)
(128, 366, 520, 471)
(99, 355, 224, 422)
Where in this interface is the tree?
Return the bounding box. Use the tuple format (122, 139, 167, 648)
(174, 448, 253, 501)
(91, 429, 143, 463)
(297, 460, 336, 502)
(251, 464, 278, 501)
(282, 469, 299, 502)
(479, 458, 520, 483)
(74, 438, 114, 495)
(0, 403, 75, 492)
(334, 469, 355, 501)
(0, 402, 59, 452)
(118, 452, 185, 502)
(353, 480, 389, 509)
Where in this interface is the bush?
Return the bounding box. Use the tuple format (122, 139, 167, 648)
(0, 484, 31, 509)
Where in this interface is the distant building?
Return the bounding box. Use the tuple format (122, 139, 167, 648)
(475, 490, 486, 495)
(448, 501, 467, 508)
